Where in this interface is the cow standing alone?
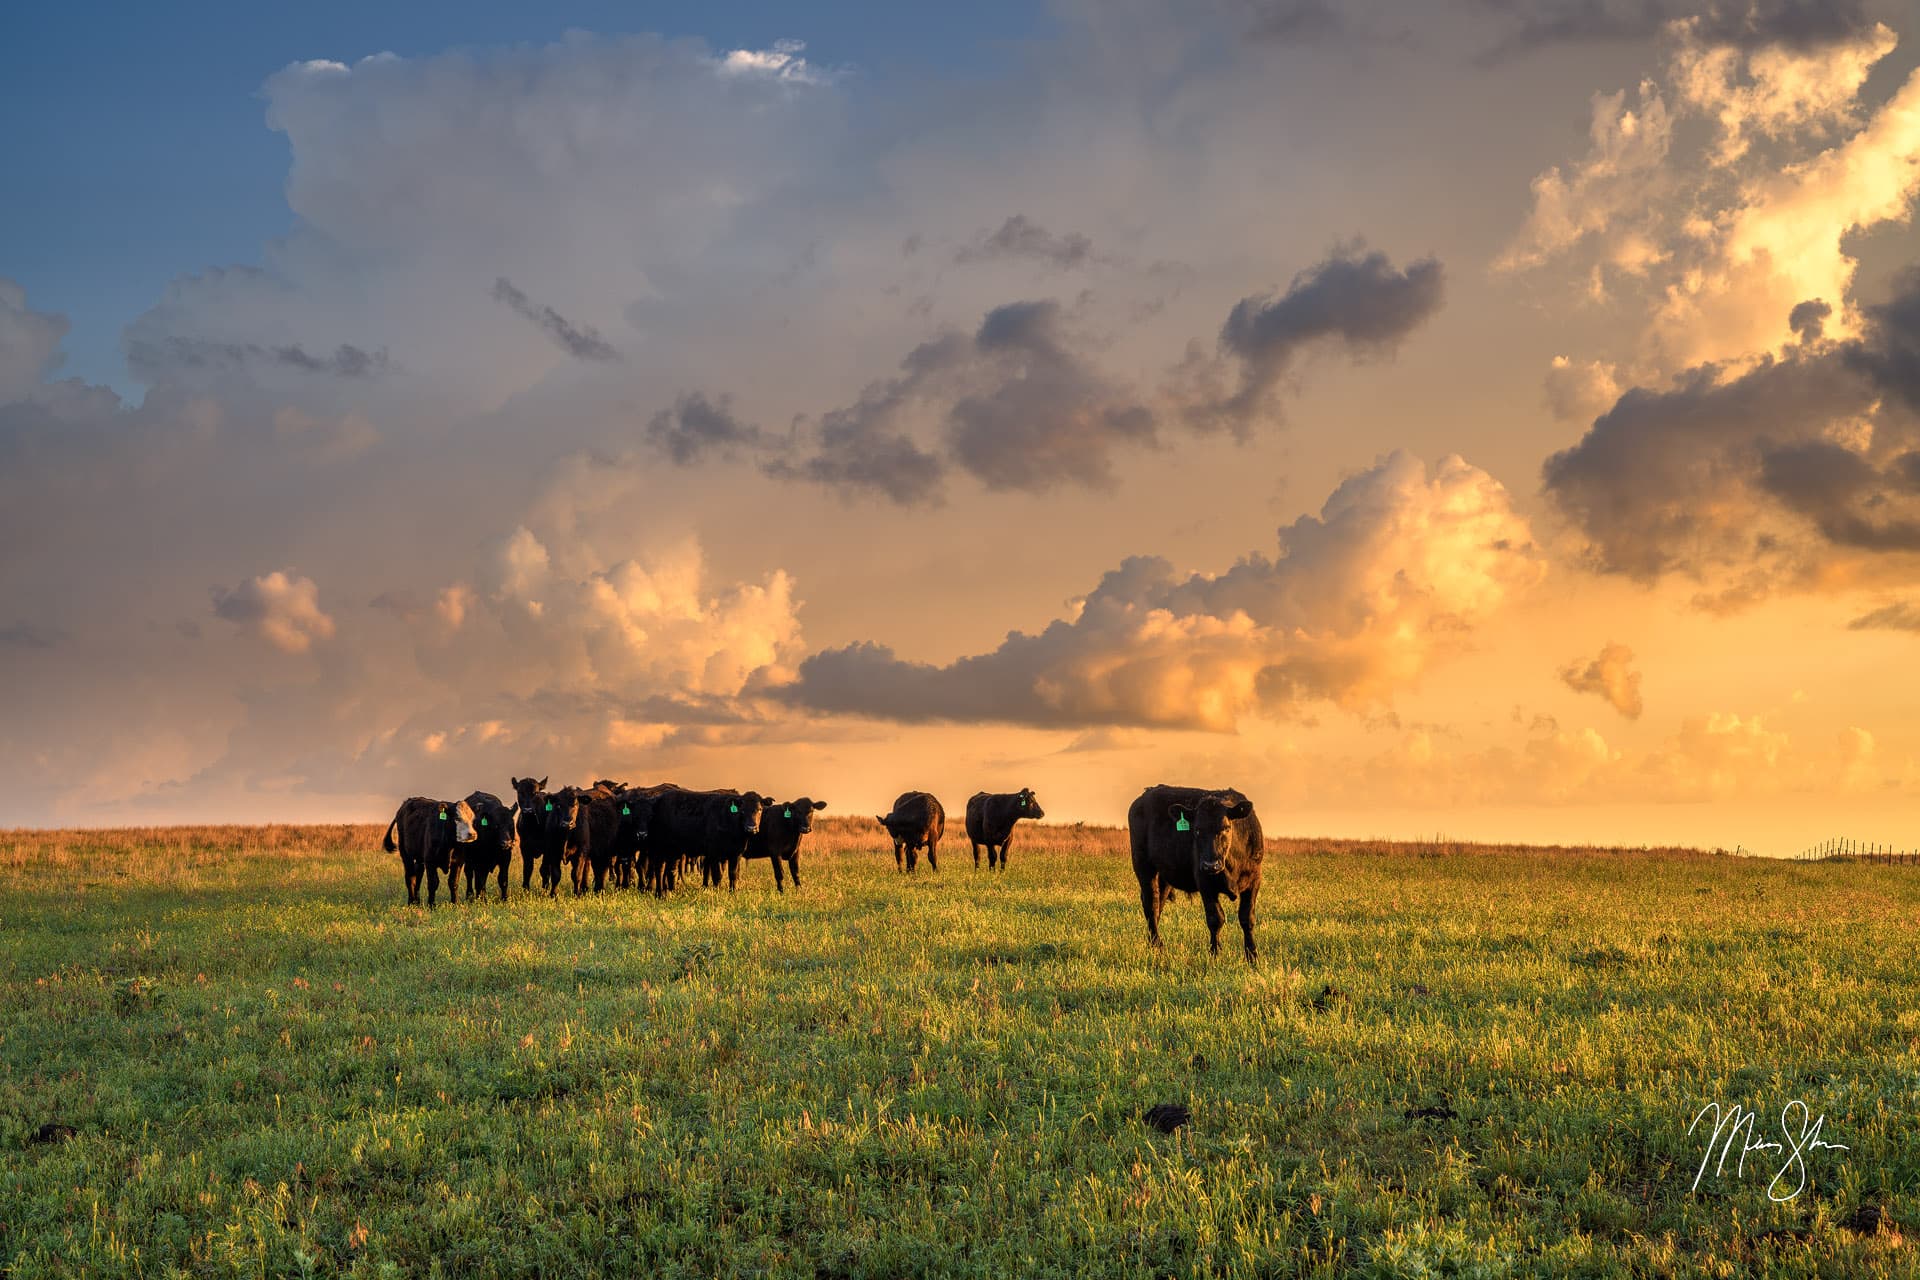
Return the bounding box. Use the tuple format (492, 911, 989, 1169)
(383, 796, 478, 907)
(965, 788, 1044, 870)
(1127, 784, 1264, 961)
(877, 791, 944, 872)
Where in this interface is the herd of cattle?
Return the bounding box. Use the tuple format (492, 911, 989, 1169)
(382, 780, 1269, 959)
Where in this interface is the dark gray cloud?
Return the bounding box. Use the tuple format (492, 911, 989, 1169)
(955, 216, 1097, 270)
(1205, 249, 1445, 430)
(946, 301, 1158, 492)
(1544, 272, 1920, 588)
(491, 277, 620, 362)
(1845, 272, 1920, 412)
(644, 392, 764, 465)
(126, 336, 391, 380)
(1848, 601, 1920, 631)
(1475, 0, 1876, 62)
(773, 300, 1159, 503)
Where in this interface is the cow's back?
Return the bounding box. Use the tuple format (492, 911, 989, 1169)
(891, 791, 943, 842)
(966, 792, 1019, 844)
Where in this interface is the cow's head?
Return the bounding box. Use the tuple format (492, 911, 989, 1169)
(510, 775, 548, 815)
(779, 798, 828, 836)
(616, 792, 657, 846)
(723, 791, 769, 837)
(545, 787, 583, 837)
(482, 806, 516, 858)
(437, 799, 478, 844)
(1169, 792, 1254, 883)
(1016, 787, 1045, 820)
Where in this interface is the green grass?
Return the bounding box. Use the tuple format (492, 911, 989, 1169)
(1, 822, 1916, 1277)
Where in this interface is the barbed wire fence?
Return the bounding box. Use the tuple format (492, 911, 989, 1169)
(1796, 838, 1919, 863)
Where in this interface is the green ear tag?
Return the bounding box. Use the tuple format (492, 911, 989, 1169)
(622, 805, 630, 815)
(545, 802, 553, 812)
(1175, 815, 1191, 832)
(729, 802, 740, 814)
(480, 817, 487, 827)
(783, 807, 793, 818)
(438, 810, 447, 821)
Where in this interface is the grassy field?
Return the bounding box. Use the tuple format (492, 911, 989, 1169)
(1, 819, 1916, 1278)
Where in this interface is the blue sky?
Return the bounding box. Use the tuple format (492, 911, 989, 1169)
(0, 1, 1044, 391)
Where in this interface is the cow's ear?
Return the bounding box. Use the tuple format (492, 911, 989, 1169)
(813, 800, 828, 810)
(510, 776, 521, 789)
(1167, 804, 1189, 822)
(1225, 799, 1253, 821)
(537, 776, 547, 789)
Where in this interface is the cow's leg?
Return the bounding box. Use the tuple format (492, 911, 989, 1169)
(521, 849, 534, 890)
(1000, 836, 1012, 870)
(787, 855, 801, 889)
(1202, 892, 1227, 956)
(426, 864, 440, 908)
(973, 842, 982, 869)
(1237, 884, 1259, 963)
(771, 857, 785, 893)
(1138, 875, 1162, 949)
(405, 866, 421, 905)
(727, 854, 741, 893)
(926, 839, 938, 872)
(905, 842, 917, 873)
(894, 841, 904, 872)
(497, 863, 509, 903)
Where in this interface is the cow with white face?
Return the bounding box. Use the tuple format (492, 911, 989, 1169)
(382, 796, 479, 907)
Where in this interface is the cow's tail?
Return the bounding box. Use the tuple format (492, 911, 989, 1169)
(382, 811, 402, 854)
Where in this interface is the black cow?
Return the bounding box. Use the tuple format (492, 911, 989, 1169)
(382, 796, 478, 906)
(644, 788, 770, 891)
(510, 775, 551, 891)
(570, 786, 626, 895)
(741, 798, 827, 892)
(539, 786, 589, 897)
(965, 788, 1044, 870)
(1127, 784, 1264, 962)
(876, 791, 944, 872)
(609, 784, 678, 894)
(461, 790, 518, 902)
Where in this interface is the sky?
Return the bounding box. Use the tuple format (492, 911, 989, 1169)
(4, 0, 1919, 854)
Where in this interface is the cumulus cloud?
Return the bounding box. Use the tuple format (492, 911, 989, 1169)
(777, 451, 1542, 728)
(1559, 641, 1645, 717)
(1542, 272, 1920, 595)
(491, 278, 620, 362)
(0, 279, 68, 401)
(210, 570, 337, 653)
(1501, 12, 1919, 370)
(955, 215, 1098, 269)
(1544, 355, 1623, 421)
